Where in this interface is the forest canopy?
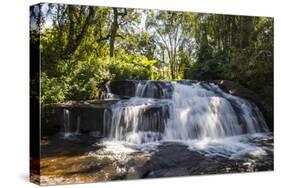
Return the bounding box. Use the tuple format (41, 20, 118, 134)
(30, 3, 273, 105)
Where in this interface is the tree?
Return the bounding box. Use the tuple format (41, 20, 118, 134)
(35, 3, 273, 106)
(63, 5, 97, 59)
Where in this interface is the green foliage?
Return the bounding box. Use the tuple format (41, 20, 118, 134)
(40, 73, 65, 103)
(108, 48, 159, 80)
(185, 15, 273, 107)
(36, 4, 273, 106)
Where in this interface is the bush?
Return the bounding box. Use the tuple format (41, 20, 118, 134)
(40, 73, 65, 104)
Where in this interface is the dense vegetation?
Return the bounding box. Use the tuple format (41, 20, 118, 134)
(30, 4, 273, 105)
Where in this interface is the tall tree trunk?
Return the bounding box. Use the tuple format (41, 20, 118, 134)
(109, 8, 119, 57)
(170, 62, 175, 80)
(109, 8, 127, 57)
(63, 6, 96, 59)
(240, 16, 254, 48)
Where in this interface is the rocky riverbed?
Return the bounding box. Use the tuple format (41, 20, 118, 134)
(38, 133, 273, 185)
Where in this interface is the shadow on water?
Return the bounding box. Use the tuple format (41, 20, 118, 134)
(39, 135, 118, 184)
(41, 134, 102, 158)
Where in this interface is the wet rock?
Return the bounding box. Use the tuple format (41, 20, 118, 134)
(40, 135, 273, 185)
(107, 80, 173, 99)
(41, 100, 119, 136)
(108, 80, 137, 97)
(139, 142, 273, 178)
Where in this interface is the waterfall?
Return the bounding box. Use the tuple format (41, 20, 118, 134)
(103, 80, 269, 145)
(135, 81, 147, 97)
(104, 97, 168, 144)
(75, 116, 81, 135)
(135, 80, 173, 98)
(163, 83, 268, 141)
(62, 109, 82, 138)
(101, 81, 119, 100)
(63, 109, 71, 138)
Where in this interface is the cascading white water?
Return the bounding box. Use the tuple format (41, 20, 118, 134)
(62, 109, 82, 138)
(63, 109, 71, 138)
(101, 81, 119, 100)
(204, 83, 269, 133)
(104, 81, 269, 146)
(163, 83, 268, 141)
(135, 81, 148, 97)
(104, 97, 167, 144)
(135, 80, 173, 98)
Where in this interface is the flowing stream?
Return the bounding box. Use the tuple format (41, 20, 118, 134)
(41, 80, 273, 184)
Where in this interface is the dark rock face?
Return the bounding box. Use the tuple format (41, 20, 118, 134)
(212, 80, 273, 131)
(41, 105, 63, 136)
(138, 81, 173, 99)
(41, 100, 170, 137)
(41, 101, 115, 136)
(108, 80, 137, 97)
(107, 80, 173, 99)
